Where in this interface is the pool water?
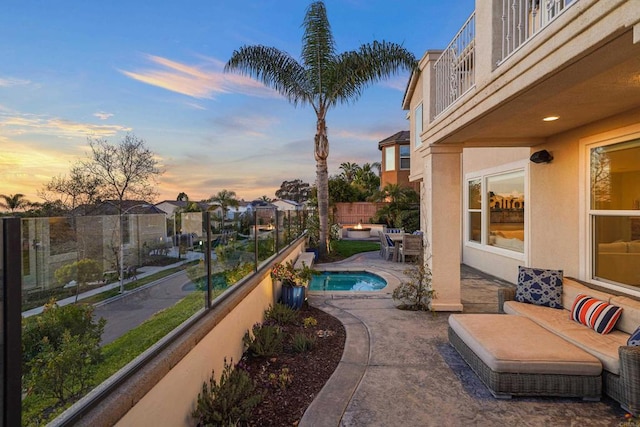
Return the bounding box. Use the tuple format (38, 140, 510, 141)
(309, 271, 387, 291)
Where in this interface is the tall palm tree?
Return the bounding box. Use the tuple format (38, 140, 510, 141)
(209, 189, 239, 231)
(0, 193, 30, 213)
(225, 1, 416, 255)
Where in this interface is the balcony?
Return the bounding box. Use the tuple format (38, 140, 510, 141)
(414, 0, 640, 148)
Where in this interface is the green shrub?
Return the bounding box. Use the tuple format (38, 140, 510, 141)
(264, 303, 299, 325)
(22, 300, 105, 403)
(291, 332, 316, 353)
(303, 316, 318, 328)
(192, 359, 262, 427)
(54, 258, 102, 286)
(392, 255, 435, 311)
(268, 367, 293, 390)
(243, 323, 283, 357)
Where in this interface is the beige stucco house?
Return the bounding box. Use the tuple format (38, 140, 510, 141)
(403, 0, 640, 311)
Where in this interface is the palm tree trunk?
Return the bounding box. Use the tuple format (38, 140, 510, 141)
(315, 117, 329, 256)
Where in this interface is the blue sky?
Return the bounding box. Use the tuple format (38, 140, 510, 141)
(0, 0, 474, 203)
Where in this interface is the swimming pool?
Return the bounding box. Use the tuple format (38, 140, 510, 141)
(309, 271, 387, 291)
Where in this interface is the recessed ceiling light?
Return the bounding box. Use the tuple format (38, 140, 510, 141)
(543, 116, 559, 122)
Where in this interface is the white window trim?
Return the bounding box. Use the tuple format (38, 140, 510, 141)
(581, 124, 640, 298)
(463, 160, 529, 263)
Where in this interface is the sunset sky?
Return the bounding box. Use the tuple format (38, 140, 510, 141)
(0, 0, 474, 204)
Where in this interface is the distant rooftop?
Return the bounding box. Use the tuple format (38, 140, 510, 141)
(378, 130, 410, 150)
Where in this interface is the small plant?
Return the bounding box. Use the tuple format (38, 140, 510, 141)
(291, 332, 316, 353)
(270, 260, 318, 287)
(192, 358, 262, 427)
(268, 367, 293, 390)
(265, 303, 300, 325)
(243, 323, 284, 357)
(392, 253, 435, 312)
(303, 316, 318, 328)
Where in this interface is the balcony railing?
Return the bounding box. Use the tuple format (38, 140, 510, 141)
(434, 12, 476, 117)
(500, 0, 579, 62)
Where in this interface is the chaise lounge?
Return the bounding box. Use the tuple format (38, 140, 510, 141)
(449, 268, 640, 414)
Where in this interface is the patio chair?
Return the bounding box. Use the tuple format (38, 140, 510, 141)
(379, 232, 395, 260)
(399, 234, 422, 263)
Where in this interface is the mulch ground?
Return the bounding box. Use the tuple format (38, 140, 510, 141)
(243, 304, 346, 426)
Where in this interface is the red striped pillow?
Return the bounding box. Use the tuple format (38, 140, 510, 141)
(571, 294, 623, 334)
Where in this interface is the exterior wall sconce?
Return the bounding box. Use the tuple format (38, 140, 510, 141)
(530, 149, 553, 164)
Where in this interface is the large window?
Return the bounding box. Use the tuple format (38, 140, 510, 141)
(399, 145, 410, 170)
(414, 104, 423, 148)
(590, 138, 640, 287)
(385, 146, 395, 171)
(466, 167, 526, 254)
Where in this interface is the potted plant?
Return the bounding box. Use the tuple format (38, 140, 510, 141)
(271, 260, 315, 309)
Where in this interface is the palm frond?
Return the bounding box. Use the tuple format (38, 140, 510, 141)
(329, 41, 416, 106)
(225, 45, 311, 106)
(301, 1, 336, 100)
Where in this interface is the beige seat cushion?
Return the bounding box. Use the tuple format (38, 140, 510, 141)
(562, 278, 613, 308)
(504, 301, 628, 374)
(610, 295, 640, 335)
(448, 314, 602, 376)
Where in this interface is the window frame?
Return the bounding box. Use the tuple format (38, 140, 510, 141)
(399, 145, 410, 170)
(585, 134, 640, 294)
(384, 146, 395, 172)
(464, 160, 528, 261)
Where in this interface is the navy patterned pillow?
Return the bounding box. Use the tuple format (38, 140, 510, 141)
(629, 326, 640, 346)
(515, 266, 564, 309)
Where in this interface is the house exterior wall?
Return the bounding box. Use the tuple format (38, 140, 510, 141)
(405, 0, 640, 305)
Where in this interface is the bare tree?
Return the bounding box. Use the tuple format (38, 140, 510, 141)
(82, 133, 161, 212)
(40, 164, 103, 211)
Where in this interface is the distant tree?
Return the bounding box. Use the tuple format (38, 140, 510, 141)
(40, 164, 103, 212)
(81, 133, 161, 213)
(0, 193, 30, 213)
(177, 192, 189, 202)
(258, 195, 272, 203)
(338, 162, 361, 184)
(225, 1, 416, 255)
(209, 189, 239, 231)
(370, 184, 419, 230)
(354, 162, 381, 196)
(275, 179, 311, 203)
(328, 176, 363, 203)
(25, 200, 68, 217)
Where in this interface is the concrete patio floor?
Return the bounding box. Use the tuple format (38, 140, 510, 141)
(301, 251, 626, 427)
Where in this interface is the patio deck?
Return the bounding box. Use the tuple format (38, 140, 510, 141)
(301, 251, 626, 426)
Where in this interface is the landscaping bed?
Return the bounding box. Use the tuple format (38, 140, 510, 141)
(243, 304, 345, 426)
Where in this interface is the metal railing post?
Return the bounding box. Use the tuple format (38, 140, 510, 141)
(204, 211, 212, 308)
(254, 210, 258, 272)
(3, 217, 22, 426)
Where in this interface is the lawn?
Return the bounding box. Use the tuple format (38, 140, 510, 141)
(323, 239, 380, 262)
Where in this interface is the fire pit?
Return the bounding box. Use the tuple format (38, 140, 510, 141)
(346, 222, 371, 239)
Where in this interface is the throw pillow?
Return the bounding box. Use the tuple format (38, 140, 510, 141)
(571, 294, 623, 334)
(629, 325, 640, 346)
(515, 266, 563, 309)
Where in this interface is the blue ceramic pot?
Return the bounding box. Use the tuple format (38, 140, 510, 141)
(281, 285, 305, 310)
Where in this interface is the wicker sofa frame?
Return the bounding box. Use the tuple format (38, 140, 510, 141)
(499, 287, 640, 415)
(448, 326, 602, 400)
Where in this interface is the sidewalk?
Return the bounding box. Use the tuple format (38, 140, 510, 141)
(300, 253, 624, 427)
(21, 252, 202, 318)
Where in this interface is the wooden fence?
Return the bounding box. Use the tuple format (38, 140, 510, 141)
(333, 202, 387, 225)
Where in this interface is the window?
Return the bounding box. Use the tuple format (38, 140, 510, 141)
(414, 104, 423, 148)
(589, 138, 640, 288)
(466, 167, 526, 254)
(385, 146, 395, 171)
(399, 145, 410, 170)
(488, 171, 525, 253)
(468, 179, 481, 243)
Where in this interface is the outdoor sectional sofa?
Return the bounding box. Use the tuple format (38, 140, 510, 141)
(448, 276, 640, 415)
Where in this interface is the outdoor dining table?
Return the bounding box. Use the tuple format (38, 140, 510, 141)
(385, 233, 405, 262)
